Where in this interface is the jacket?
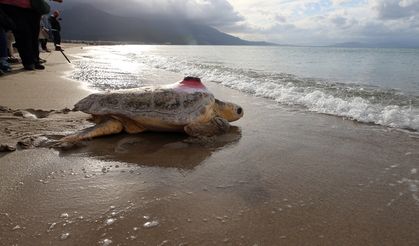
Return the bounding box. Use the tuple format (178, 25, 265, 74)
(0, 0, 31, 9)
(48, 15, 60, 31)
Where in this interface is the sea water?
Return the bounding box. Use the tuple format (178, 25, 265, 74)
(72, 45, 419, 131)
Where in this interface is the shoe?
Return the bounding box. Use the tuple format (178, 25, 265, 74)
(0, 59, 11, 72)
(55, 46, 64, 51)
(39, 58, 46, 64)
(0, 64, 11, 72)
(0, 66, 11, 72)
(34, 63, 45, 70)
(24, 64, 35, 70)
(7, 57, 19, 64)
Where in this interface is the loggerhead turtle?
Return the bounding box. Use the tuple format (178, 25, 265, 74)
(62, 77, 243, 142)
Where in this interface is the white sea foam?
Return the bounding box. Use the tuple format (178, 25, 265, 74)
(60, 232, 70, 240)
(135, 53, 419, 131)
(60, 213, 69, 218)
(100, 238, 112, 246)
(143, 220, 159, 228)
(105, 218, 116, 225)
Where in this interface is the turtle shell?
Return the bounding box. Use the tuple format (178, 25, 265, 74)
(74, 77, 215, 125)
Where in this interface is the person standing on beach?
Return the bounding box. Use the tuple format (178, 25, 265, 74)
(48, 10, 62, 51)
(0, 0, 45, 70)
(39, 15, 50, 52)
(0, 0, 63, 70)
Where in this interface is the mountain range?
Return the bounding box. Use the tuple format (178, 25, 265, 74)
(59, 4, 274, 46)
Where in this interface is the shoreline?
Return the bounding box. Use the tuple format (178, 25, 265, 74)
(1, 44, 419, 245)
(0, 43, 91, 109)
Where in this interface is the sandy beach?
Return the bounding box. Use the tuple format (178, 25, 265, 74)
(1, 45, 419, 245)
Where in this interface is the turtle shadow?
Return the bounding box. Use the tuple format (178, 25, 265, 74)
(58, 126, 242, 169)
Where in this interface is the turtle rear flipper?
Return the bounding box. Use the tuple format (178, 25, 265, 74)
(184, 117, 230, 137)
(61, 118, 124, 142)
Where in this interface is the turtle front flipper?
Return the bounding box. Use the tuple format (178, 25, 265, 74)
(184, 117, 230, 137)
(61, 118, 124, 142)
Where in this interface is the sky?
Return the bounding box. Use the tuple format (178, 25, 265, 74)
(225, 0, 419, 46)
(55, 0, 419, 46)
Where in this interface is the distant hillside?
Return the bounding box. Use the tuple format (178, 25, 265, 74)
(60, 4, 274, 46)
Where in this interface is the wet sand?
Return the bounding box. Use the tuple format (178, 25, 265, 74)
(1, 45, 419, 245)
(0, 44, 92, 110)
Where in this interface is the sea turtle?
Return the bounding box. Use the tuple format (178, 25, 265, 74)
(62, 77, 243, 142)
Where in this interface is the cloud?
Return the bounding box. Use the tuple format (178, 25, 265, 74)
(331, 0, 353, 5)
(399, 0, 419, 7)
(371, 0, 419, 20)
(61, 0, 244, 27)
(330, 15, 348, 26)
(223, 0, 419, 46)
(54, 0, 419, 46)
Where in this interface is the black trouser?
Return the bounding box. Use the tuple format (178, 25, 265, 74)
(39, 39, 47, 51)
(52, 30, 60, 47)
(0, 4, 40, 67)
(0, 28, 7, 58)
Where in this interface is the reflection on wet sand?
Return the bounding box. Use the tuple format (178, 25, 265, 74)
(60, 126, 242, 169)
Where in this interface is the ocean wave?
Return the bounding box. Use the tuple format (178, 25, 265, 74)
(72, 59, 145, 90)
(135, 54, 419, 131)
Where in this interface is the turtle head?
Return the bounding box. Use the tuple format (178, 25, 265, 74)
(214, 99, 243, 122)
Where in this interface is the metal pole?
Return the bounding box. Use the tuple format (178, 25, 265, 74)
(60, 49, 71, 63)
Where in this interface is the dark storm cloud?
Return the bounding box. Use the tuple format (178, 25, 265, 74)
(60, 0, 244, 27)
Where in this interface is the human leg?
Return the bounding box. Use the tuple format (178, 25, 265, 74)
(0, 28, 8, 58)
(0, 5, 35, 68)
(6, 31, 17, 62)
(0, 28, 11, 72)
(40, 39, 48, 51)
(52, 31, 62, 50)
(28, 11, 43, 69)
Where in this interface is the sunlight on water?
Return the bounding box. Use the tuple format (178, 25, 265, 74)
(72, 46, 157, 90)
(98, 45, 155, 73)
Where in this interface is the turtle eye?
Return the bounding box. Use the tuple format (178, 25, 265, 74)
(236, 107, 243, 115)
